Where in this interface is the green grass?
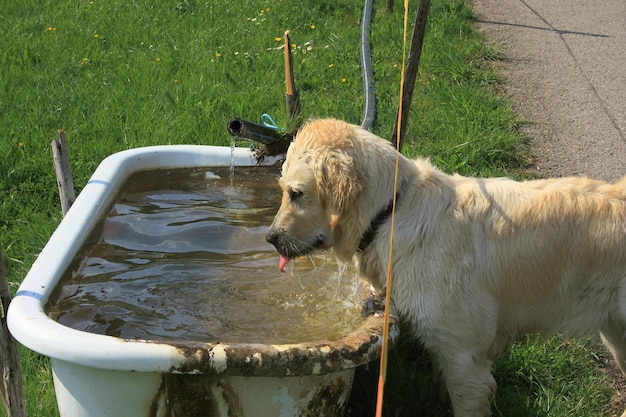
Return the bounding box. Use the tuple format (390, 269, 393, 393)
(0, 0, 615, 416)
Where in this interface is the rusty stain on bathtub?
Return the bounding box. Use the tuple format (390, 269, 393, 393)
(150, 374, 243, 417)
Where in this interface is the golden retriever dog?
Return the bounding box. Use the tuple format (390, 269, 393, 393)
(265, 118, 626, 416)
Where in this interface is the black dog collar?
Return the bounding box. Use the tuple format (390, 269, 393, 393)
(358, 185, 403, 252)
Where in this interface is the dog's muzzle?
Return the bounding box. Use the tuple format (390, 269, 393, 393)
(265, 229, 327, 258)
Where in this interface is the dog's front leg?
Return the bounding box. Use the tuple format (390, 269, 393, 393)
(436, 350, 496, 417)
(430, 353, 451, 406)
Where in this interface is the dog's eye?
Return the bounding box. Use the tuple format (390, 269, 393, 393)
(288, 189, 304, 201)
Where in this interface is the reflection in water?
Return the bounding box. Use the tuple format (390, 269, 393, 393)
(47, 167, 363, 344)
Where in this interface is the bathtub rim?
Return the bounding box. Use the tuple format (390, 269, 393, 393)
(7, 144, 398, 376)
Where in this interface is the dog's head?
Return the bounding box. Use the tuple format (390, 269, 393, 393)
(265, 119, 364, 271)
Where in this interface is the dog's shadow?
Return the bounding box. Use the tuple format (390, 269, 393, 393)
(347, 328, 558, 417)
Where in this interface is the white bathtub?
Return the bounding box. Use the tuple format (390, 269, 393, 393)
(7, 145, 398, 417)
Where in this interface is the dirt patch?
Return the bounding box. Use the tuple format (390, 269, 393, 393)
(598, 354, 626, 417)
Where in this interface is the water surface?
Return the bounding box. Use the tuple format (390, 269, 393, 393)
(47, 167, 363, 344)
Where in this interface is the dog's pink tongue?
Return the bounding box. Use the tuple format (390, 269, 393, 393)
(278, 256, 291, 272)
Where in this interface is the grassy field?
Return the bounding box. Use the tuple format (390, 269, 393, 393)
(0, 0, 616, 416)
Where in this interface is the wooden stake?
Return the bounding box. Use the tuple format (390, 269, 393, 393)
(0, 246, 28, 417)
(390, 0, 432, 152)
(283, 30, 301, 121)
(51, 130, 76, 216)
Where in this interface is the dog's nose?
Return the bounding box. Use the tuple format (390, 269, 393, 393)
(265, 230, 279, 246)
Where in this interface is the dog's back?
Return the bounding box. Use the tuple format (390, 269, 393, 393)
(453, 174, 626, 336)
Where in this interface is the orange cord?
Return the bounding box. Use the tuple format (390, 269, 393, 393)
(374, 0, 410, 415)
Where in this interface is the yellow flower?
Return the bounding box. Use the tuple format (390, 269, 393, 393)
(93, 33, 99, 38)
(393, 63, 398, 68)
(341, 78, 347, 83)
(18, 142, 24, 149)
(47, 27, 56, 31)
(274, 37, 282, 42)
(80, 57, 89, 66)
(310, 25, 316, 29)
(328, 64, 334, 68)
(156, 57, 161, 62)
(215, 52, 222, 57)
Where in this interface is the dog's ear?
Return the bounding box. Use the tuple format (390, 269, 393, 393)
(313, 149, 362, 216)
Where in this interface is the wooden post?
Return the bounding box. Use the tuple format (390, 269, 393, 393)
(0, 246, 28, 417)
(391, 0, 432, 152)
(51, 130, 76, 216)
(283, 30, 301, 122)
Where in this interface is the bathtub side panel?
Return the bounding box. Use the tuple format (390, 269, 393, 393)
(236, 371, 355, 417)
(151, 372, 356, 417)
(53, 365, 357, 417)
(51, 359, 162, 417)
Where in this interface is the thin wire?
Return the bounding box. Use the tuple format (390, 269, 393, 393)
(375, 0, 410, 415)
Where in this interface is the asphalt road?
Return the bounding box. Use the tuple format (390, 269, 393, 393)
(473, 0, 626, 182)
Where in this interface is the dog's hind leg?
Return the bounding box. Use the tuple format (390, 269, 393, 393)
(600, 318, 626, 417)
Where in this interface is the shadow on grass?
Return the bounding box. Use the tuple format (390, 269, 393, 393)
(347, 333, 450, 417)
(345, 327, 596, 417)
